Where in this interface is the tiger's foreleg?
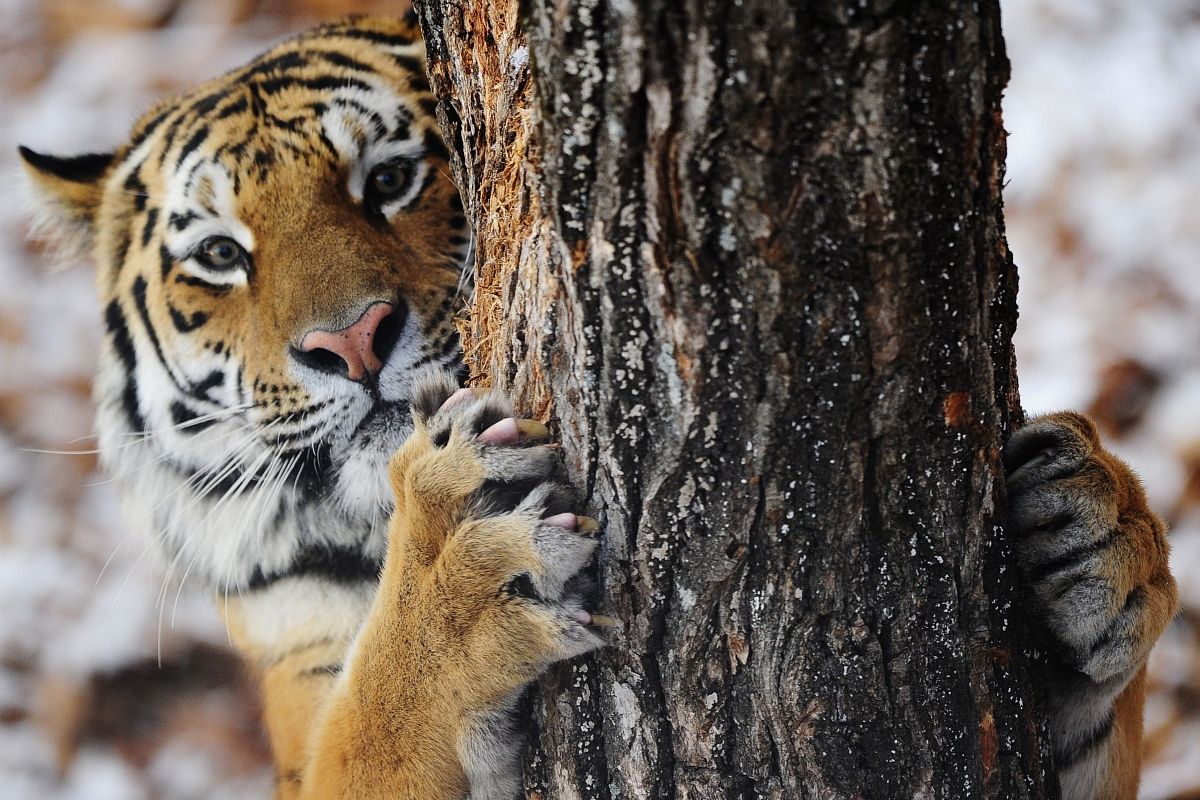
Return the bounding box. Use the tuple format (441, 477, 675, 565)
(300, 374, 603, 799)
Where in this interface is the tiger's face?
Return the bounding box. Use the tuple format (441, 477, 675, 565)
(20, 17, 468, 589)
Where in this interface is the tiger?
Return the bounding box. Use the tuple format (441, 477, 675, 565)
(18, 12, 1177, 800)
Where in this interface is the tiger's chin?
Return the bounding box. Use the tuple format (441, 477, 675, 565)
(237, 395, 420, 587)
(97, 390, 421, 593)
(331, 398, 414, 518)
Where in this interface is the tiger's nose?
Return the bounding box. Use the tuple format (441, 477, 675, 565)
(296, 301, 400, 382)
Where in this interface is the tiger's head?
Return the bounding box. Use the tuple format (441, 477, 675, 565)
(20, 16, 468, 590)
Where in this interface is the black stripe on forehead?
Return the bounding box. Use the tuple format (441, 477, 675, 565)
(299, 27, 427, 86)
(188, 88, 232, 117)
(257, 75, 375, 96)
(319, 27, 417, 50)
(387, 53, 424, 78)
(179, 126, 210, 162)
(215, 95, 250, 119)
(311, 50, 379, 74)
(242, 50, 308, 80)
(154, 90, 238, 167)
(147, 46, 426, 181)
(130, 20, 419, 152)
(157, 112, 190, 166)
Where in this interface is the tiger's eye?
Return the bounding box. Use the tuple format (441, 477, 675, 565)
(198, 236, 245, 270)
(369, 162, 412, 198)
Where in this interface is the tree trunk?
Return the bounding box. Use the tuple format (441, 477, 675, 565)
(415, 1, 1056, 797)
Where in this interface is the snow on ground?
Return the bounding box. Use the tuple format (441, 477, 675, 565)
(0, 0, 1197, 797)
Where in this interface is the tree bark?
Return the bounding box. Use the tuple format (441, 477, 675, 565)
(415, 1, 1056, 798)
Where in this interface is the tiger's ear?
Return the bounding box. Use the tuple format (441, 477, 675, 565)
(18, 145, 115, 260)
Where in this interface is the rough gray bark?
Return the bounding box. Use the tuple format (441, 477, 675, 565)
(415, 1, 1056, 797)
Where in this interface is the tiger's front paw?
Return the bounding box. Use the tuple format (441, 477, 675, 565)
(1005, 412, 1177, 685)
(385, 371, 608, 695)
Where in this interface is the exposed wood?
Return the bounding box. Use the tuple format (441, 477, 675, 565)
(416, 1, 1056, 796)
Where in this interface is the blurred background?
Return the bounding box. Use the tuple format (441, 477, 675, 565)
(0, 0, 1196, 797)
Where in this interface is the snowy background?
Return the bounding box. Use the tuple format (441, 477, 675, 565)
(0, 0, 1197, 797)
